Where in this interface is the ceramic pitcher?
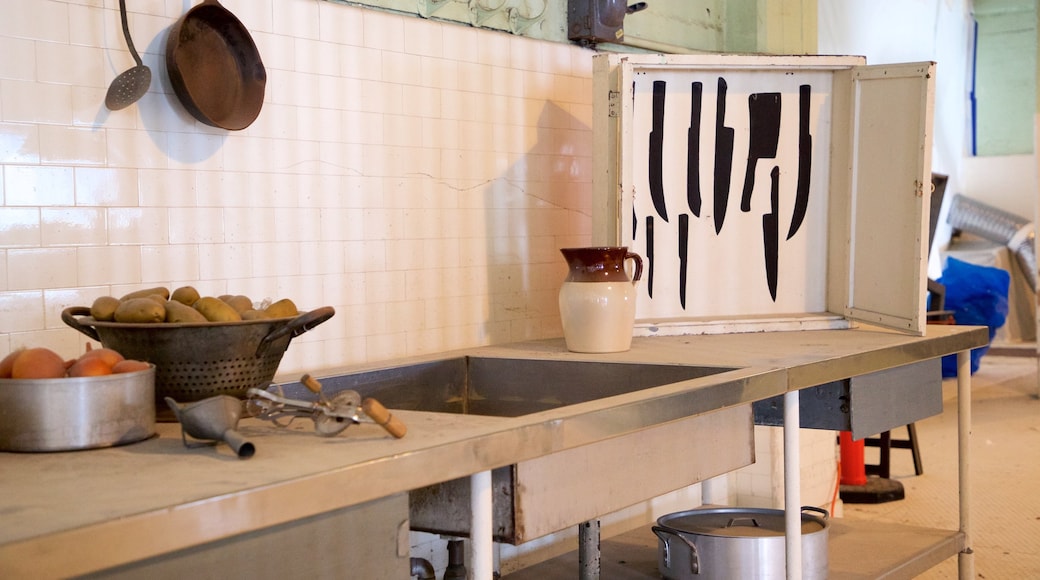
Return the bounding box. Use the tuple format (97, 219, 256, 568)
(558, 247, 644, 353)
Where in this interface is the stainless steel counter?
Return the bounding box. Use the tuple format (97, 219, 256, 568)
(0, 324, 988, 578)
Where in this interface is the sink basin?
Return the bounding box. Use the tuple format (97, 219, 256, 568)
(276, 356, 736, 417)
(272, 355, 748, 544)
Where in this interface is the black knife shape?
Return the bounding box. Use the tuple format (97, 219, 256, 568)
(763, 166, 780, 301)
(713, 77, 734, 235)
(687, 82, 703, 217)
(787, 84, 813, 240)
(678, 213, 689, 308)
(741, 92, 782, 213)
(646, 215, 655, 299)
(649, 81, 668, 222)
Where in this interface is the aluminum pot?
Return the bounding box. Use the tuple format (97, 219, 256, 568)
(0, 366, 155, 452)
(652, 506, 829, 580)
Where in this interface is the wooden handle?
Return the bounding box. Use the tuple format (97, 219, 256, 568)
(362, 398, 407, 439)
(301, 374, 322, 394)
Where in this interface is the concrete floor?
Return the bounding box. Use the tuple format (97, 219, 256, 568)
(842, 353, 1040, 578)
(503, 354, 1040, 579)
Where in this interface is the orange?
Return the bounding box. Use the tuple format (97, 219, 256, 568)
(10, 348, 67, 379)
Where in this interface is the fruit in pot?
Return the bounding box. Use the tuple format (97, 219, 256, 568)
(114, 297, 167, 323)
(67, 356, 114, 377)
(90, 295, 122, 322)
(265, 298, 299, 318)
(78, 346, 125, 368)
(112, 359, 151, 374)
(9, 347, 67, 379)
(170, 285, 201, 306)
(193, 296, 242, 322)
(165, 300, 208, 323)
(0, 350, 21, 378)
(119, 286, 170, 301)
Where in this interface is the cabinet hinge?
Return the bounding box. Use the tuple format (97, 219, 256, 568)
(607, 90, 620, 117)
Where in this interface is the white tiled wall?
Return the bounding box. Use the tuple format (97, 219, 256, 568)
(0, 0, 594, 372)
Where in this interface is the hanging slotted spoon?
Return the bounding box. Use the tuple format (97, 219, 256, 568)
(105, 0, 151, 110)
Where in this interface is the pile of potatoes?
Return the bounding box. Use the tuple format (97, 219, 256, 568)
(90, 286, 300, 324)
(0, 345, 151, 380)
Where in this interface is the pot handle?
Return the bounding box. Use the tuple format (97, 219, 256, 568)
(61, 306, 102, 342)
(652, 525, 700, 575)
(801, 505, 830, 520)
(625, 251, 644, 283)
(256, 306, 335, 357)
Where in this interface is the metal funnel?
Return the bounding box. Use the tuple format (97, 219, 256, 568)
(165, 395, 255, 458)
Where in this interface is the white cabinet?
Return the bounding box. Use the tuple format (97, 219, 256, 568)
(591, 54, 936, 336)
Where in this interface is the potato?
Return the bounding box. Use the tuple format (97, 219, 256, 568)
(114, 298, 166, 323)
(193, 297, 242, 322)
(220, 294, 254, 313)
(240, 309, 271, 321)
(265, 298, 299, 318)
(170, 286, 201, 306)
(119, 286, 170, 302)
(90, 295, 121, 321)
(165, 300, 208, 323)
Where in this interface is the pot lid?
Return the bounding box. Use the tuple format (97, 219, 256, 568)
(657, 507, 826, 538)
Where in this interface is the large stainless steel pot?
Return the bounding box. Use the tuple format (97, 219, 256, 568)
(652, 506, 829, 580)
(0, 367, 155, 452)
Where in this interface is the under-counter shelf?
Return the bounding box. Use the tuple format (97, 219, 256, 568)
(502, 520, 964, 579)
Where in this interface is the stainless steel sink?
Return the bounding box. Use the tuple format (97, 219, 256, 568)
(276, 356, 737, 417)
(273, 356, 750, 544)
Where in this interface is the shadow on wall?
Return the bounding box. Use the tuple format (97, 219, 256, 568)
(482, 100, 593, 346)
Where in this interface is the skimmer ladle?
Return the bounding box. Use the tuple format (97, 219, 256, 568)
(105, 0, 151, 110)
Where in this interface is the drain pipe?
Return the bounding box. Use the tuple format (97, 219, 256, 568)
(443, 539, 467, 580)
(410, 557, 435, 580)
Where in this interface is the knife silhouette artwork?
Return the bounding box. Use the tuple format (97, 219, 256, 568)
(645, 215, 655, 299)
(741, 92, 782, 213)
(649, 80, 669, 222)
(687, 82, 703, 217)
(763, 166, 781, 300)
(713, 77, 734, 234)
(787, 84, 813, 240)
(678, 213, 689, 308)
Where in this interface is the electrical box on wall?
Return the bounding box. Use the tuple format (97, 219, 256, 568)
(568, 0, 629, 45)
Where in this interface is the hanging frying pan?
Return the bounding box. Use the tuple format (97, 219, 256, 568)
(165, 0, 266, 130)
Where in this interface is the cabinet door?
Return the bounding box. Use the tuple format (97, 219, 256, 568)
(844, 62, 935, 334)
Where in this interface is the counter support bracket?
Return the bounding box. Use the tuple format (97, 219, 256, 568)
(957, 350, 974, 579)
(783, 389, 801, 580)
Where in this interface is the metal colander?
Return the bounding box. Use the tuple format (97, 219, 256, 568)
(62, 306, 334, 420)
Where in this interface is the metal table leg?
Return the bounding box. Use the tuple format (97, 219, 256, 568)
(783, 389, 801, 580)
(957, 350, 974, 579)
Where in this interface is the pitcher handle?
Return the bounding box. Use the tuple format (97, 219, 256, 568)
(625, 251, 644, 283)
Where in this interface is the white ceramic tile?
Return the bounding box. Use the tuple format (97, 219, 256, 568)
(0, 1, 69, 43)
(7, 248, 78, 291)
(457, 61, 493, 95)
(140, 243, 199, 282)
(273, 0, 320, 40)
(250, 31, 295, 73)
(343, 45, 384, 82)
(195, 171, 247, 207)
(76, 245, 142, 286)
(107, 207, 169, 244)
(420, 56, 459, 91)
(361, 9, 404, 53)
(296, 106, 342, 143)
(222, 0, 274, 34)
(0, 37, 36, 81)
(363, 270, 407, 303)
(37, 41, 106, 89)
(105, 128, 169, 169)
(4, 165, 75, 206)
(41, 207, 107, 246)
(0, 290, 45, 333)
(43, 286, 106, 330)
(381, 50, 421, 86)
(164, 132, 225, 171)
(0, 122, 41, 164)
(0, 251, 7, 291)
(197, 243, 255, 280)
(403, 17, 442, 58)
(139, 168, 196, 207)
(318, 1, 365, 45)
(295, 37, 340, 76)
(476, 24, 511, 66)
(1, 80, 73, 124)
(39, 125, 107, 166)
(0, 208, 42, 247)
(441, 24, 478, 62)
(168, 207, 224, 244)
